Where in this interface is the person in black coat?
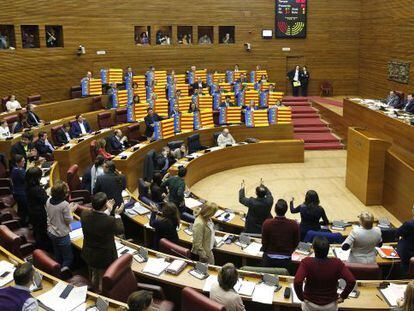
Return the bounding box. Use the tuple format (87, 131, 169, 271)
(107, 129, 128, 155)
(155, 146, 175, 176)
(71, 114, 92, 138)
(150, 172, 167, 204)
(191, 77, 206, 94)
(10, 154, 28, 225)
(56, 123, 72, 145)
(290, 190, 330, 241)
(148, 202, 180, 249)
(26, 167, 52, 251)
(10, 133, 32, 162)
(239, 180, 274, 234)
(144, 108, 163, 138)
(26, 104, 42, 126)
(300, 66, 310, 97)
(94, 161, 126, 208)
(287, 65, 301, 97)
(34, 131, 54, 158)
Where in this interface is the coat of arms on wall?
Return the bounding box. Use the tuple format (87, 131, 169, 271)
(388, 60, 410, 84)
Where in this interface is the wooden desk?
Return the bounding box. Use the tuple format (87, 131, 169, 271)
(71, 236, 399, 310)
(0, 245, 126, 310)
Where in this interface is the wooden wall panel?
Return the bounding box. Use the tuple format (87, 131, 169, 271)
(0, 0, 360, 102)
(359, 1, 414, 98)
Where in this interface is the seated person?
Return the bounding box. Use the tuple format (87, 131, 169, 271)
(0, 262, 38, 310)
(198, 34, 212, 44)
(56, 123, 72, 145)
(150, 172, 167, 204)
(404, 93, 414, 113)
(385, 90, 400, 107)
(0, 120, 11, 138)
(26, 104, 43, 126)
(172, 144, 188, 160)
(341, 211, 382, 264)
(155, 146, 174, 175)
(95, 139, 113, 160)
(144, 108, 163, 138)
(220, 95, 235, 108)
(6, 95, 22, 112)
(11, 113, 29, 133)
(210, 263, 245, 311)
(234, 64, 240, 72)
(71, 114, 92, 138)
(34, 131, 54, 158)
(242, 99, 256, 112)
(217, 128, 236, 147)
(107, 129, 128, 154)
(127, 290, 153, 311)
(169, 103, 180, 118)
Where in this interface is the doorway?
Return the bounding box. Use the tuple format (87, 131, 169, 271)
(285, 55, 305, 95)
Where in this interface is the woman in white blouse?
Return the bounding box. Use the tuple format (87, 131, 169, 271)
(0, 120, 11, 138)
(6, 95, 22, 112)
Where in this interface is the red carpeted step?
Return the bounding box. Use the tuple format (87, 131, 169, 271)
(292, 118, 327, 127)
(294, 126, 331, 133)
(291, 113, 319, 119)
(294, 133, 340, 143)
(282, 102, 310, 107)
(291, 106, 317, 114)
(304, 142, 344, 150)
(283, 96, 309, 102)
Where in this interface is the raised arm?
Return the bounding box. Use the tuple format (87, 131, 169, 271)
(289, 200, 301, 214)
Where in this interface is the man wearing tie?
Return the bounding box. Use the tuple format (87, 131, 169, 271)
(404, 93, 414, 113)
(144, 108, 163, 138)
(107, 129, 128, 154)
(71, 114, 92, 138)
(156, 146, 174, 175)
(35, 131, 54, 158)
(287, 65, 301, 97)
(385, 90, 401, 108)
(26, 104, 42, 127)
(56, 123, 72, 145)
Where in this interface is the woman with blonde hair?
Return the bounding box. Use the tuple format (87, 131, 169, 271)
(95, 139, 113, 160)
(396, 281, 414, 311)
(191, 202, 218, 264)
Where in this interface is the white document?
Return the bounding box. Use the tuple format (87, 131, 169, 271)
(333, 247, 350, 261)
(0, 260, 15, 287)
(142, 258, 170, 276)
(213, 209, 224, 218)
(252, 283, 275, 304)
(209, 146, 224, 152)
(202, 275, 218, 292)
(380, 283, 407, 307)
(37, 282, 87, 311)
(69, 228, 83, 241)
(167, 259, 186, 273)
(185, 197, 203, 209)
(122, 190, 130, 198)
(243, 242, 263, 256)
(236, 280, 256, 297)
(131, 202, 150, 215)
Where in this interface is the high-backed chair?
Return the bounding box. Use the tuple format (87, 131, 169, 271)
(51, 125, 63, 146)
(0, 178, 15, 208)
(70, 86, 82, 99)
(1, 96, 10, 112)
(115, 108, 128, 124)
(159, 238, 191, 259)
(345, 262, 382, 280)
(97, 111, 114, 129)
(26, 95, 41, 106)
(167, 140, 183, 151)
(408, 257, 414, 278)
(102, 254, 174, 310)
(240, 266, 289, 276)
(0, 225, 34, 258)
(90, 140, 97, 162)
(127, 123, 142, 144)
(32, 249, 92, 287)
(320, 81, 333, 97)
(0, 218, 35, 245)
(93, 96, 103, 108)
(143, 150, 156, 182)
(66, 164, 91, 203)
(181, 287, 225, 311)
(187, 133, 206, 153)
(4, 115, 18, 129)
(213, 132, 221, 146)
(0, 154, 7, 178)
(138, 178, 150, 200)
(304, 230, 345, 244)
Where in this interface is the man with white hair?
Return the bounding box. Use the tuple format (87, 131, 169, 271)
(217, 128, 236, 147)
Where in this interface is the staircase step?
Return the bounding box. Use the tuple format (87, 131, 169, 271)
(291, 113, 319, 119)
(292, 118, 327, 127)
(283, 102, 310, 107)
(283, 96, 309, 102)
(304, 142, 344, 150)
(294, 126, 331, 133)
(294, 133, 340, 143)
(291, 107, 317, 114)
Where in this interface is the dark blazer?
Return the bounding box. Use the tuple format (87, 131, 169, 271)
(149, 212, 179, 249)
(287, 69, 300, 82)
(81, 209, 124, 269)
(34, 139, 54, 157)
(290, 202, 329, 240)
(161, 176, 185, 210)
(27, 111, 41, 126)
(10, 166, 26, 196)
(239, 186, 273, 234)
(396, 220, 414, 266)
(191, 82, 206, 91)
(300, 71, 310, 86)
(11, 142, 28, 160)
(144, 113, 162, 137)
(56, 128, 72, 145)
(71, 121, 92, 138)
(107, 134, 123, 154)
(405, 100, 414, 113)
(94, 172, 126, 208)
(150, 183, 166, 204)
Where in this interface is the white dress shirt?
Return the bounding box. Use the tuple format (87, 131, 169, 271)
(217, 133, 236, 147)
(79, 122, 87, 134)
(6, 100, 22, 112)
(0, 125, 11, 138)
(293, 70, 299, 82)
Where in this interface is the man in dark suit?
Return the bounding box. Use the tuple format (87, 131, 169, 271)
(404, 93, 414, 113)
(287, 65, 301, 97)
(155, 146, 175, 175)
(236, 73, 249, 84)
(26, 104, 42, 127)
(71, 114, 92, 138)
(239, 179, 273, 234)
(94, 161, 126, 208)
(56, 123, 72, 145)
(107, 129, 128, 154)
(10, 133, 31, 162)
(34, 131, 54, 158)
(144, 108, 162, 138)
(220, 95, 235, 108)
(161, 166, 187, 213)
(81, 192, 124, 291)
(385, 90, 401, 108)
(191, 77, 206, 94)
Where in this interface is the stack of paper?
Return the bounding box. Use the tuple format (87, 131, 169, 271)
(142, 258, 170, 276)
(333, 248, 350, 261)
(37, 282, 87, 311)
(214, 210, 224, 218)
(185, 197, 203, 209)
(202, 275, 218, 292)
(252, 283, 275, 304)
(235, 280, 256, 296)
(69, 228, 83, 241)
(0, 261, 15, 287)
(126, 202, 150, 216)
(379, 283, 407, 307)
(243, 242, 263, 256)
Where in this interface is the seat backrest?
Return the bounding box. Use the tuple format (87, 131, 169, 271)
(138, 178, 149, 199)
(115, 108, 128, 124)
(27, 95, 41, 105)
(51, 125, 63, 146)
(102, 254, 137, 302)
(0, 156, 7, 178)
(1, 96, 10, 112)
(0, 225, 23, 258)
(320, 81, 332, 89)
(167, 140, 184, 150)
(240, 265, 289, 276)
(33, 249, 61, 278)
(159, 238, 191, 259)
(67, 164, 81, 191)
(70, 86, 82, 99)
(304, 230, 344, 244)
(213, 132, 221, 146)
(90, 140, 97, 162)
(345, 262, 382, 280)
(97, 112, 114, 129)
(187, 133, 201, 153)
(408, 257, 414, 279)
(181, 287, 225, 311)
(4, 115, 18, 128)
(143, 149, 156, 182)
(127, 123, 141, 141)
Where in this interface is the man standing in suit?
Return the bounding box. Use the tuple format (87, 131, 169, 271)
(10, 133, 32, 163)
(124, 66, 134, 82)
(106, 83, 118, 109)
(287, 65, 301, 97)
(191, 77, 206, 94)
(26, 104, 42, 127)
(94, 161, 126, 208)
(71, 114, 92, 138)
(155, 146, 175, 176)
(56, 123, 72, 145)
(220, 95, 235, 108)
(144, 108, 162, 138)
(81, 192, 124, 291)
(239, 179, 273, 234)
(300, 66, 310, 96)
(161, 167, 187, 213)
(34, 131, 54, 158)
(107, 129, 127, 154)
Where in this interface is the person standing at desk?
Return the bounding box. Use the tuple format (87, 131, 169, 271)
(239, 179, 273, 234)
(10, 155, 28, 225)
(287, 65, 301, 97)
(71, 114, 92, 138)
(217, 128, 236, 147)
(94, 161, 126, 208)
(148, 202, 180, 249)
(396, 206, 414, 275)
(300, 66, 310, 96)
(161, 166, 187, 213)
(144, 108, 162, 138)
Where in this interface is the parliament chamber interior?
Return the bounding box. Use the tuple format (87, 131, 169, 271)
(0, 1, 414, 310)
